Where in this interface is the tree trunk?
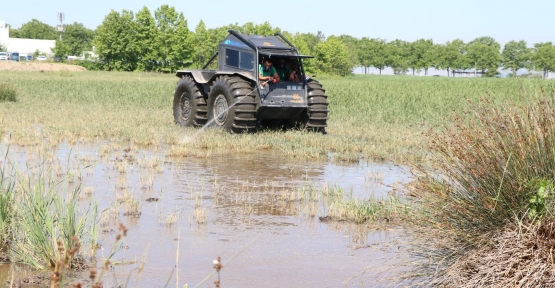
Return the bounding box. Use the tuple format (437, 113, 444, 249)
(379, 68, 382, 75)
(412, 68, 415, 76)
(447, 68, 450, 77)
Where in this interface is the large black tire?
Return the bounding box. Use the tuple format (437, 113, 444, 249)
(305, 79, 329, 133)
(207, 76, 257, 133)
(173, 76, 208, 127)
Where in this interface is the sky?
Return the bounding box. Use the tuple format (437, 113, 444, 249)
(1, 0, 554, 47)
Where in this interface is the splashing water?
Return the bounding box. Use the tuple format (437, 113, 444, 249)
(181, 80, 270, 144)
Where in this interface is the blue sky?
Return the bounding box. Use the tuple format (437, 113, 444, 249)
(2, 0, 553, 46)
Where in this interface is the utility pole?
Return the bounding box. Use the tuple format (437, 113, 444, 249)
(57, 13, 65, 41)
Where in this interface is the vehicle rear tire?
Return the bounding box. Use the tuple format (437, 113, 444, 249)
(302, 79, 329, 133)
(173, 76, 208, 127)
(207, 76, 257, 133)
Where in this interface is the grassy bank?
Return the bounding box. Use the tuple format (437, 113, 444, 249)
(0, 71, 552, 162)
(408, 84, 555, 286)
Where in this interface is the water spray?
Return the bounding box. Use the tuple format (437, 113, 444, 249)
(181, 78, 273, 143)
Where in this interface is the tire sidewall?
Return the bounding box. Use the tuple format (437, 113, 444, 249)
(208, 80, 235, 131)
(173, 78, 196, 126)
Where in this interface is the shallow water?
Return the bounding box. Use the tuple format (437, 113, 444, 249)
(3, 143, 413, 287)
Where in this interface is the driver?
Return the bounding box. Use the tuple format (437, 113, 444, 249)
(258, 58, 279, 87)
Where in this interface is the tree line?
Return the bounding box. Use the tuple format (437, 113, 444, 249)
(5, 5, 555, 77)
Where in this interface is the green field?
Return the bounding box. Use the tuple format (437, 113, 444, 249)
(0, 71, 552, 163)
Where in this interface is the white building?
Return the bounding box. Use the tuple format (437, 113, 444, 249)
(0, 20, 55, 55)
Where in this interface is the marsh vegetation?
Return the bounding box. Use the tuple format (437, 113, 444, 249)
(0, 70, 554, 286)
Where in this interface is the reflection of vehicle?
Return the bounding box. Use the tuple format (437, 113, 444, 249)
(0, 52, 7, 60)
(172, 30, 329, 133)
(10, 52, 19, 61)
(37, 56, 47, 61)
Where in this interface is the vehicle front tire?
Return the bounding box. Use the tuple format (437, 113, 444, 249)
(173, 76, 208, 127)
(207, 76, 257, 133)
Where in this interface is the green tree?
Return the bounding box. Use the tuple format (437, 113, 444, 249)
(135, 6, 159, 71)
(313, 36, 351, 76)
(192, 20, 213, 68)
(51, 40, 71, 59)
(240, 21, 281, 35)
(0, 42, 6, 52)
(59, 23, 94, 56)
(94, 10, 139, 71)
(467, 44, 501, 77)
(501, 40, 530, 76)
(467, 36, 501, 77)
(468, 36, 501, 50)
(338, 34, 360, 71)
(433, 40, 467, 77)
(294, 32, 324, 55)
(290, 33, 316, 74)
(409, 39, 434, 75)
(387, 39, 410, 75)
(15, 19, 57, 40)
(530, 42, 555, 78)
(8, 24, 20, 38)
(358, 38, 388, 74)
(154, 5, 193, 72)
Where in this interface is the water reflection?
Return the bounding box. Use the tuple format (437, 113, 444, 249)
(2, 143, 412, 287)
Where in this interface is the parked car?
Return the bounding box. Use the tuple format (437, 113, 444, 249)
(37, 55, 47, 61)
(10, 52, 19, 61)
(26, 55, 33, 61)
(0, 52, 7, 60)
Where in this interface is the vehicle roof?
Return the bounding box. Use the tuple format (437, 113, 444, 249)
(222, 32, 311, 58)
(225, 31, 295, 48)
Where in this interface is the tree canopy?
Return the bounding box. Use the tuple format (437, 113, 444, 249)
(12, 5, 555, 77)
(11, 19, 57, 40)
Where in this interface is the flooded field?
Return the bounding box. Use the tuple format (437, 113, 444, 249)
(1, 142, 412, 287)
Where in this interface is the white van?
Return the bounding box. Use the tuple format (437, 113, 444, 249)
(0, 52, 7, 61)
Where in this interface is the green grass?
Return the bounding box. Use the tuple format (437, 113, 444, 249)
(0, 71, 552, 162)
(10, 166, 95, 270)
(0, 83, 17, 102)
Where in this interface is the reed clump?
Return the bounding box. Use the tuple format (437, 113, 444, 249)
(0, 83, 17, 102)
(409, 85, 555, 285)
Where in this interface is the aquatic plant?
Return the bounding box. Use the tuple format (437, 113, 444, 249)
(409, 85, 555, 285)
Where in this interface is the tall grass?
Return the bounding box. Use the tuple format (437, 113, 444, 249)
(11, 167, 94, 270)
(408, 85, 555, 284)
(0, 83, 17, 102)
(0, 71, 553, 162)
(0, 157, 15, 254)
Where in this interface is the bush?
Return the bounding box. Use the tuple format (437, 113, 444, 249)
(410, 86, 555, 270)
(0, 83, 17, 102)
(71, 60, 102, 71)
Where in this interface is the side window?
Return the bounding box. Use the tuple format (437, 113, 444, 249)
(225, 49, 239, 67)
(239, 52, 254, 70)
(225, 48, 254, 71)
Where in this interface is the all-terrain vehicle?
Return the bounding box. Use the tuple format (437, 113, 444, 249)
(172, 30, 329, 133)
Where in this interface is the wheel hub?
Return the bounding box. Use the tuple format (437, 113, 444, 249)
(180, 92, 192, 121)
(213, 94, 229, 126)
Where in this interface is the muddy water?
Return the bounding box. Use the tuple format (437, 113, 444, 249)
(5, 144, 412, 287)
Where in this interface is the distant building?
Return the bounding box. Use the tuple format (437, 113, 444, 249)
(0, 20, 55, 55)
